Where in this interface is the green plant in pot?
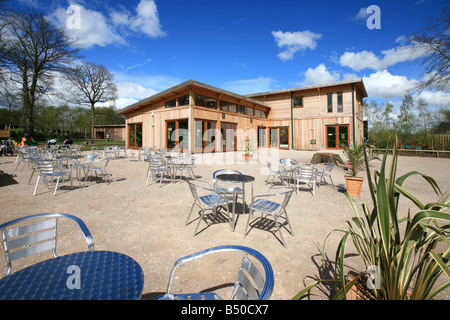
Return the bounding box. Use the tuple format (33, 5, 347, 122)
(292, 135, 450, 300)
(243, 139, 255, 161)
(343, 143, 365, 197)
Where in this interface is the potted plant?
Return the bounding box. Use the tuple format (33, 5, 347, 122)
(243, 139, 255, 162)
(343, 143, 365, 197)
(293, 135, 450, 300)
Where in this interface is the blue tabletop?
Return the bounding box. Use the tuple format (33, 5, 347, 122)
(0, 251, 144, 300)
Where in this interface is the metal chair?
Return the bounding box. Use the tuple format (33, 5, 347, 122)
(33, 159, 73, 196)
(279, 158, 297, 186)
(155, 245, 274, 300)
(0, 213, 94, 277)
(316, 163, 335, 188)
(244, 187, 294, 247)
(212, 169, 243, 202)
(186, 180, 233, 236)
(295, 165, 317, 197)
(265, 161, 286, 185)
(83, 154, 111, 184)
(146, 156, 171, 187)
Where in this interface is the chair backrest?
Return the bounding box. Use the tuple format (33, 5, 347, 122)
(166, 245, 274, 300)
(212, 169, 242, 190)
(0, 213, 94, 277)
(280, 158, 295, 166)
(37, 160, 56, 174)
(299, 165, 315, 179)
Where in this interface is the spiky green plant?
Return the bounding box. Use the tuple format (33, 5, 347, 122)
(293, 135, 450, 300)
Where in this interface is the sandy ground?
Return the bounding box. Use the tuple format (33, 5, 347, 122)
(0, 148, 448, 300)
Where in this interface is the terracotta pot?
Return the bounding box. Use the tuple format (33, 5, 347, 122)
(244, 153, 253, 161)
(345, 176, 364, 197)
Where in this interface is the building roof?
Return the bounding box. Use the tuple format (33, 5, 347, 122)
(119, 79, 270, 115)
(119, 78, 368, 115)
(245, 78, 368, 98)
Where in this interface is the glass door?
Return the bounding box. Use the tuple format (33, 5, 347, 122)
(258, 127, 267, 147)
(269, 127, 289, 149)
(326, 125, 349, 149)
(220, 122, 236, 152)
(195, 120, 216, 152)
(128, 123, 142, 149)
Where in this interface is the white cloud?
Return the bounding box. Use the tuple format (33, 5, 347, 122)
(302, 63, 339, 85)
(272, 30, 322, 62)
(131, 0, 166, 38)
(47, 5, 126, 48)
(340, 45, 427, 71)
(363, 70, 419, 100)
(415, 90, 450, 106)
(352, 7, 369, 22)
(222, 77, 278, 94)
(47, 0, 166, 49)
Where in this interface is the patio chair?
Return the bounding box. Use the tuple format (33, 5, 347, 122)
(212, 169, 244, 202)
(279, 158, 297, 186)
(156, 245, 274, 300)
(265, 161, 286, 185)
(316, 163, 335, 188)
(146, 156, 171, 187)
(295, 165, 317, 197)
(33, 159, 73, 196)
(185, 180, 233, 236)
(83, 154, 111, 184)
(171, 155, 196, 182)
(244, 187, 294, 247)
(0, 213, 94, 277)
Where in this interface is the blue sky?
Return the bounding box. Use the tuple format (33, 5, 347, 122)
(8, 0, 450, 112)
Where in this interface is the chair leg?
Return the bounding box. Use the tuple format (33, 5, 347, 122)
(54, 176, 61, 195)
(244, 208, 255, 237)
(185, 202, 196, 225)
(193, 209, 206, 236)
(33, 175, 41, 196)
(273, 217, 286, 247)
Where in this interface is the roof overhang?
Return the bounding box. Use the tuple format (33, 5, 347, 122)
(119, 79, 271, 115)
(245, 78, 368, 98)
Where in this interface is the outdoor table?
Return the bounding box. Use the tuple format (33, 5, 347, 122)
(0, 250, 144, 300)
(310, 152, 345, 166)
(56, 155, 86, 185)
(216, 174, 255, 230)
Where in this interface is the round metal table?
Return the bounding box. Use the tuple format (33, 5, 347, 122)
(0, 251, 144, 300)
(215, 174, 255, 230)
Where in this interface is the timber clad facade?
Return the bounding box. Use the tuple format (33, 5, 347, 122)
(119, 79, 367, 153)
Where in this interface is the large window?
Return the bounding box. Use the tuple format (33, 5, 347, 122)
(326, 125, 349, 149)
(337, 92, 343, 112)
(327, 92, 333, 113)
(220, 122, 237, 151)
(195, 120, 216, 152)
(178, 94, 190, 106)
(166, 119, 189, 150)
(128, 123, 142, 149)
(258, 127, 267, 147)
(255, 109, 267, 119)
(195, 94, 217, 109)
(220, 100, 237, 112)
(269, 127, 289, 149)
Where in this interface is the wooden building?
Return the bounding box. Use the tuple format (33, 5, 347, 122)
(119, 79, 367, 153)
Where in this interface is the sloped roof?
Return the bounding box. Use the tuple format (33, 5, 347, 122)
(119, 79, 270, 115)
(245, 78, 368, 98)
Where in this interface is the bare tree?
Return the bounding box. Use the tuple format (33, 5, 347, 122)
(410, 6, 450, 91)
(63, 61, 118, 137)
(0, 10, 80, 135)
